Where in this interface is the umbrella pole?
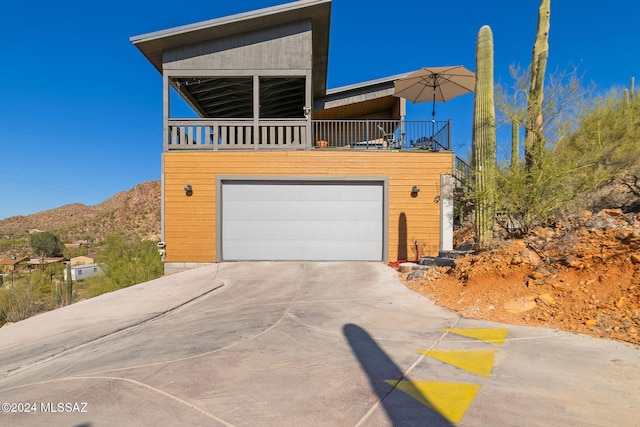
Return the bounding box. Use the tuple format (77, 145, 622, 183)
(431, 92, 436, 138)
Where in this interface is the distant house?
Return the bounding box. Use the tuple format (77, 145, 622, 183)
(70, 255, 96, 266)
(27, 257, 66, 267)
(0, 256, 29, 271)
(0, 256, 29, 283)
(64, 264, 103, 282)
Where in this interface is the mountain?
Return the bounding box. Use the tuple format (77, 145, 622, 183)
(0, 181, 161, 245)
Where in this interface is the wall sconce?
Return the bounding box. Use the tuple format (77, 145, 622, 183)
(184, 184, 193, 196)
(411, 185, 420, 194)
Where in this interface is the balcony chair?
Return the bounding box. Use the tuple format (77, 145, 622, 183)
(411, 135, 436, 150)
(377, 125, 402, 149)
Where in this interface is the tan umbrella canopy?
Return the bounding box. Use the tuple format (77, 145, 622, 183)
(393, 65, 475, 120)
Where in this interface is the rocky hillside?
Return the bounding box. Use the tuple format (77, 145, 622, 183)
(0, 181, 161, 247)
(404, 208, 640, 347)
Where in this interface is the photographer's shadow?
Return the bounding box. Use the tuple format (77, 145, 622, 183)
(343, 324, 454, 426)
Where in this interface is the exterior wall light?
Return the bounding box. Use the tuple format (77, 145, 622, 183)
(184, 184, 193, 196)
(411, 185, 420, 194)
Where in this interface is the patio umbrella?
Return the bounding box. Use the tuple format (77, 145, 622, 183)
(393, 65, 475, 120)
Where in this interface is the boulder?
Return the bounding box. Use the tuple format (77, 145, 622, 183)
(560, 255, 584, 269)
(602, 208, 624, 217)
(511, 248, 542, 267)
(537, 293, 556, 306)
(398, 262, 420, 273)
(398, 262, 435, 273)
(407, 270, 427, 280)
(503, 297, 537, 314)
(419, 256, 455, 267)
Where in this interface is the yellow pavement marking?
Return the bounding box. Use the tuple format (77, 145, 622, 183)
(418, 350, 496, 377)
(442, 327, 508, 344)
(385, 380, 480, 424)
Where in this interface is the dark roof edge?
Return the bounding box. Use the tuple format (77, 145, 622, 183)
(325, 71, 413, 97)
(130, 0, 330, 44)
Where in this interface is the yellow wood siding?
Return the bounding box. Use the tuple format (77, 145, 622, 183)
(163, 151, 454, 263)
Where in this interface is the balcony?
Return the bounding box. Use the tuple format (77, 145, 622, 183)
(166, 119, 451, 152)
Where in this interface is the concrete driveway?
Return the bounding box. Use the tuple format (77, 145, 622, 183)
(0, 262, 638, 426)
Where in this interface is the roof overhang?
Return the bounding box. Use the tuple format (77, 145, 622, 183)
(314, 72, 411, 120)
(131, 0, 332, 98)
(0, 256, 28, 267)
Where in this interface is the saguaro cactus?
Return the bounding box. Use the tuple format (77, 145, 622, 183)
(472, 25, 497, 248)
(524, 0, 551, 170)
(65, 263, 73, 305)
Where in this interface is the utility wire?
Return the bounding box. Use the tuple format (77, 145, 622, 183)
(0, 168, 103, 202)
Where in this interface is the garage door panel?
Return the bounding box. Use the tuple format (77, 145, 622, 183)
(224, 219, 382, 241)
(221, 181, 384, 261)
(224, 184, 380, 202)
(224, 200, 382, 221)
(223, 240, 382, 261)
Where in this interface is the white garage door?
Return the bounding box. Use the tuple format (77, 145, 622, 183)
(221, 181, 384, 261)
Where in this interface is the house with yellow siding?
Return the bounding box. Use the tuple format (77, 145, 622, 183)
(131, 0, 459, 274)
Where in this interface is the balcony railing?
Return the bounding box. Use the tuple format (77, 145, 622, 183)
(312, 120, 450, 150)
(166, 119, 450, 151)
(167, 119, 308, 150)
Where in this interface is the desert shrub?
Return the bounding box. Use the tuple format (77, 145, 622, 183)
(75, 275, 119, 300)
(0, 280, 39, 323)
(495, 74, 640, 234)
(98, 235, 163, 290)
(555, 92, 640, 183)
(0, 267, 75, 324)
(73, 235, 163, 300)
(0, 238, 14, 252)
(495, 139, 614, 234)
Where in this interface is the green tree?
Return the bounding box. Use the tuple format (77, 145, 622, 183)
(100, 235, 163, 289)
(29, 232, 64, 257)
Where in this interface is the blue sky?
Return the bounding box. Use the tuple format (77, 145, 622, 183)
(1, 0, 638, 218)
